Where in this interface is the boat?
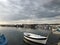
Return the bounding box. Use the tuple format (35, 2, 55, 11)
(57, 28, 60, 32)
(56, 26, 60, 32)
(24, 32, 48, 44)
(0, 33, 7, 45)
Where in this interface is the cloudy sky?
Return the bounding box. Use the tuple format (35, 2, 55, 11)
(0, 0, 60, 24)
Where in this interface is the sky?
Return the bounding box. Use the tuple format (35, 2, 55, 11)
(0, 0, 60, 24)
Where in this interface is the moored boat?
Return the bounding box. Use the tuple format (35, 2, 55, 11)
(0, 33, 7, 45)
(57, 28, 60, 32)
(24, 32, 48, 44)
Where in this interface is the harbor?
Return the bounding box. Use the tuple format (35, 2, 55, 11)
(0, 27, 60, 45)
(0, 0, 60, 45)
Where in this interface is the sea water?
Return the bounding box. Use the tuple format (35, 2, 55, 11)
(0, 27, 59, 45)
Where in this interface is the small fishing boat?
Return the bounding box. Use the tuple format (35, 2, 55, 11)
(24, 32, 48, 44)
(0, 33, 7, 45)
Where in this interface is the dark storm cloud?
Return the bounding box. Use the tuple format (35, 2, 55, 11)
(0, 0, 60, 21)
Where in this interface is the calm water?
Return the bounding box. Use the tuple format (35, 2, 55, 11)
(0, 27, 59, 45)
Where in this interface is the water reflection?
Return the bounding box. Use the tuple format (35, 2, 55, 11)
(23, 38, 45, 45)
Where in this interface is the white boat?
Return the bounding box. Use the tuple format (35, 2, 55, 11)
(24, 32, 48, 44)
(57, 28, 60, 32)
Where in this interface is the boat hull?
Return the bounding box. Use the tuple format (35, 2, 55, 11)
(24, 36, 47, 44)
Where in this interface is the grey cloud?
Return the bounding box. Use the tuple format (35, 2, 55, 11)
(0, 0, 60, 21)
